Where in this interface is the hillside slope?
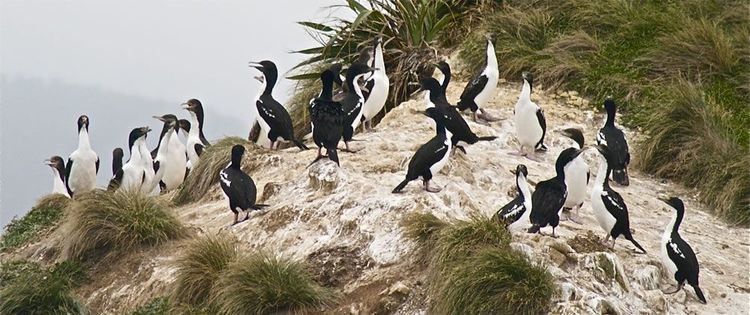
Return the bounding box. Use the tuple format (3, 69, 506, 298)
(4, 79, 749, 314)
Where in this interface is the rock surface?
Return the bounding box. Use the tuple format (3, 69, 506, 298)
(3, 75, 749, 314)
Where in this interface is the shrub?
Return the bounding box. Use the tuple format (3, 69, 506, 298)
(213, 252, 334, 314)
(433, 248, 555, 314)
(173, 137, 256, 205)
(0, 193, 69, 252)
(172, 235, 238, 306)
(65, 190, 185, 262)
(0, 260, 87, 315)
(132, 297, 171, 315)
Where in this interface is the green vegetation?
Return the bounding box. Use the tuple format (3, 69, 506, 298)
(402, 214, 555, 314)
(172, 235, 332, 314)
(172, 235, 237, 307)
(65, 190, 185, 262)
(0, 193, 69, 252)
(213, 252, 334, 314)
(288, 0, 496, 138)
(458, 0, 750, 224)
(0, 260, 87, 315)
(132, 297, 170, 315)
(173, 137, 256, 205)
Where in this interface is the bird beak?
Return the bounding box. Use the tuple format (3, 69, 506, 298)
(181, 102, 189, 109)
(152, 115, 166, 122)
(254, 75, 264, 83)
(421, 110, 430, 117)
(510, 169, 517, 175)
(43, 159, 53, 166)
(248, 61, 262, 70)
(657, 195, 670, 203)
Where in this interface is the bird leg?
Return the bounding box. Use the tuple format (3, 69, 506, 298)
(476, 108, 500, 123)
(423, 180, 442, 193)
(569, 205, 584, 224)
(600, 235, 611, 246)
(231, 212, 239, 226)
(508, 145, 527, 157)
(551, 227, 559, 238)
(663, 282, 685, 294)
(341, 142, 359, 153)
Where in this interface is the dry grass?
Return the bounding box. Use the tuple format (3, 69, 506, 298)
(400, 211, 448, 243)
(173, 137, 258, 205)
(65, 190, 185, 262)
(0, 260, 87, 314)
(172, 234, 238, 307)
(212, 252, 335, 314)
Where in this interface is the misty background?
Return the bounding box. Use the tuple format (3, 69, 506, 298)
(0, 0, 340, 228)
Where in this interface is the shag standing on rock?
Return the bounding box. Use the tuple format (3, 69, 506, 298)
(119, 127, 151, 191)
(361, 36, 389, 132)
(66, 115, 99, 196)
(309, 69, 345, 166)
(597, 97, 630, 186)
(591, 144, 647, 253)
(658, 196, 707, 304)
(457, 36, 499, 123)
(219, 145, 268, 225)
(528, 147, 584, 237)
(182, 99, 211, 168)
(335, 63, 377, 152)
(248, 60, 308, 151)
(178, 119, 192, 173)
(392, 107, 452, 193)
(560, 128, 589, 224)
(421, 78, 496, 154)
(45, 156, 70, 198)
(512, 72, 547, 161)
(495, 164, 532, 230)
(158, 116, 188, 191)
(150, 114, 179, 192)
(107, 148, 124, 191)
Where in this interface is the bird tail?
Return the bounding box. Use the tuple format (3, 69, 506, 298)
(535, 143, 548, 152)
(456, 99, 476, 112)
(612, 169, 629, 186)
(327, 146, 340, 166)
(392, 179, 410, 193)
(250, 204, 269, 210)
(527, 224, 541, 234)
(292, 139, 309, 151)
(624, 232, 647, 254)
(693, 285, 707, 304)
(477, 136, 497, 142)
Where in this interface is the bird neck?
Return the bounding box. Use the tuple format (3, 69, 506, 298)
(319, 79, 334, 100)
(350, 74, 366, 98)
(129, 140, 144, 164)
(52, 168, 67, 195)
(440, 70, 451, 92)
(593, 155, 610, 189)
(374, 43, 385, 70)
(519, 80, 532, 101)
(516, 173, 531, 200)
(157, 128, 174, 156)
(112, 156, 123, 176)
(77, 128, 91, 150)
(666, 207, 684, 235)
(188, 112, 201, 138)
(486, 41, 498, 71)
(263, 73, 276, 95)
(605, 106, 616, 127)
(429, 88, 448, 104)
(230, 155, 242, 169)
(137, 139, 152, 163)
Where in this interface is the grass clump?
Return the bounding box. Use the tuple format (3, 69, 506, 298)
(213, 252, 334, 315)
(0, 193, 69, 252)
(172, 235, 238, 307)
(0, 260, 87, 315)
(65, 189, 185, 262)
(173, 137, 255, 205)
(132, 296, 171, 315)
(406, 214, 554, 313)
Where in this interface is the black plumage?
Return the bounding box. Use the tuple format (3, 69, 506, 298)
(592, 144, 646, 253)
(219, 145, 268, 225)
(334, 63, 375, 152)
(421, 78, 496, 153)
(659, 196, 707, 304)
(457, 74, 487, 113)
(107, 148, 124, 191)
(392, 107, 452, 193)
(309, 68, 345, 166)
(528, 148, 584, 236)
(597, 98, 630, 186)
(435, 61, 452, 93)
(249, 60, 308, 151)
(495, 164, 531, 225)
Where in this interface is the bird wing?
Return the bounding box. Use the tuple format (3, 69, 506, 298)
(498, 197, 525, 223)
(601, 127, 630, 168)
(666, 235, 701, 283)
(220, 168, 257, 210)
(408, 135, 449, 176)
(440, 106, 476, 143)
(153, 161, 160, 173)
(257, 96, 295, 139)
(340, 93, 363, 126)
(194, 143, 205, 157)
(460, 73, 488, 102)
(535, 108, 547, 147)
(311, 100, 345, 145)
(601, 188, 630, 230)
(363, 78, 375, 101)
(530, 180, 566, 225)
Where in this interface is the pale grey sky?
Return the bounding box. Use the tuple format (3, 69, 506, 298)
(0, 0, 340, 227)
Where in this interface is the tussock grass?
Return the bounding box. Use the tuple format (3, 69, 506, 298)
(400, 212, 447, 243)
(0, 193, 69, 252)
(433, 247, 555, 314)
(172, 235, 238, 306)
(173, 137, 255, 205)
(132, 296, 170, 315)
(65, 190, 185, 262)
(0, 260, 87, 314)
(430, 215, 511, 272)
(460, 0, 750, 224)
(213, 252, 334, 315)
(637, 80, 750, 224)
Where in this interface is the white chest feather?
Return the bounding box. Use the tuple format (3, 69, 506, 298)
(514, 100, 543, 147)
(564, 156, 589, 208)
(51, 169, 70, 197)
(362, 71, 389, 121)
(161, 132, 188, 190)
(68, 130, 99, 193)
(428, 133, 452, 176)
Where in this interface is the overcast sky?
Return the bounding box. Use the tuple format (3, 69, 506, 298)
(0, 0, 340, 228)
